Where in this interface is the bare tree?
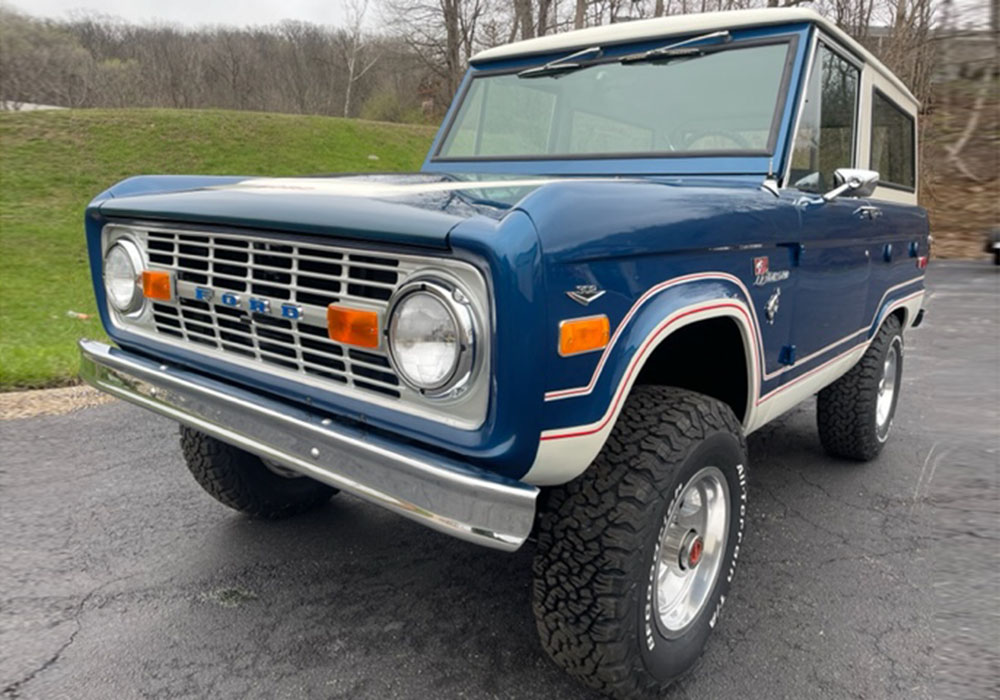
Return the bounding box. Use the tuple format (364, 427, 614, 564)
(381, 0, 484, 98)
(538, 0, 553, 35)
(338, 0, 381, 117)
(0, 10, 95, 108)
(514, 0, 536, 39)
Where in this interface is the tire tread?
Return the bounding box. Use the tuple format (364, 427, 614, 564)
(180, 427, 333, 519)
(816, 315, 903, 461)
(532, 386, 745, 699)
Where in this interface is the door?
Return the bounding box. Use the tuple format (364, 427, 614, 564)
(781, 40, 870, 369)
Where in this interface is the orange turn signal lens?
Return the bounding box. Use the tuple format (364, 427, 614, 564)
(559, 315, 610, 357)
(327, 305, 379, 348)
(141, 270, 173, 301)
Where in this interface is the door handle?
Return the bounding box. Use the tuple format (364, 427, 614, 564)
(777, 242, 805, 266)
(854, 205, 882, 220)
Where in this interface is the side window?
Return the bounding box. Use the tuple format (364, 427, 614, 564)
(789, 43, 859, 192)
(871, 90, 915, 190)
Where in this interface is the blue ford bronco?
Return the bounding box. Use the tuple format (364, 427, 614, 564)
(80, 9, 929, 697)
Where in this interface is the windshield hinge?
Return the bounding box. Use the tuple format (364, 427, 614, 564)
(762, 157, 780, 196)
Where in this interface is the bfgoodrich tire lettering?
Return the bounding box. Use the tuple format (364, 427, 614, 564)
(532, 387, 748, 699)
(816, 315, 904, 461)
(179, 427, 335, 518)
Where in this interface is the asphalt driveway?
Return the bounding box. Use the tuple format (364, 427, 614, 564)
(2, 261, 997, 699)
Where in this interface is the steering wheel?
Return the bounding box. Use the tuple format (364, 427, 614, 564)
(674, 129, 752, 152)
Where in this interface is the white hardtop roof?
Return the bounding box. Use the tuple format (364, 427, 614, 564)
(471, 8, 917, 106)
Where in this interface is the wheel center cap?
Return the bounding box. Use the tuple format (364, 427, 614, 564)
(679, 532, 704, 570)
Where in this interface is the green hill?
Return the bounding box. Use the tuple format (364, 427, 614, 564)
(0, 108, 436, 390)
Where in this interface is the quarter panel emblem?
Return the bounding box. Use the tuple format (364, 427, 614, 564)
(567, 284, 606, 306)
(765, 287, 781, 324)
(753, 256, 769, 276)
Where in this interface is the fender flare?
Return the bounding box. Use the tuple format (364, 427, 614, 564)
(871, 282, 924, 336)
(544, 274, 762, 404)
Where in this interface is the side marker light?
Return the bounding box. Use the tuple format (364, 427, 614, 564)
(559, 315, 610, 357)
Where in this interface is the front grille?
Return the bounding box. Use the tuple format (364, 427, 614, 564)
(143, 229, 404, 399)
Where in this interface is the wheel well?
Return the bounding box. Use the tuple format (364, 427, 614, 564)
(890, 307, 907, 328)
(634, 317, 749, 424)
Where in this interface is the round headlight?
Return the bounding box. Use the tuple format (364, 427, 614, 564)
(103, 239, 143, 313)
(387, 280, 476, 396)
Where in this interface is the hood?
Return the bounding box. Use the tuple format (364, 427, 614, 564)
(94, 172, 766, 249)
(95, 173, 562, 249)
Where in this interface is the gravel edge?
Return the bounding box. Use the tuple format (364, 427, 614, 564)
(0, 385, 116, 420)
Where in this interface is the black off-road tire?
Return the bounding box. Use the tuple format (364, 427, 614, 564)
(179, 427, 336, 518)
(816, 315, 904, 461)
(532, 387, 748, 699)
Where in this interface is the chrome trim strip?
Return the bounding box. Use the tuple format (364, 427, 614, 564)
(78, 339, 537, 552)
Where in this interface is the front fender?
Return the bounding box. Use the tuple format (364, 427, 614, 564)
(524, 274, 760, 485)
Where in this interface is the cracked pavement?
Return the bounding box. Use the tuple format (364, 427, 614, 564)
(1, 261, 996, 699)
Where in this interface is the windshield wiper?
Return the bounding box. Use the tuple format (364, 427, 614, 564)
(518, 46, 603, 79)
(619, 30, 730, 65)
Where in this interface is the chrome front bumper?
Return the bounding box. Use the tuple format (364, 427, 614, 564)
(78, 340, 538, 551)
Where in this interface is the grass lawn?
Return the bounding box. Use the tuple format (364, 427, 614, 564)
(0, 108, 435, 390)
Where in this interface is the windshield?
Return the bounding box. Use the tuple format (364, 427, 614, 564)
(436, 40, 793, 161)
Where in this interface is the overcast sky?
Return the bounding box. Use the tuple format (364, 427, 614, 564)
(6, 0, 991, 29)
(5, 0, 353, 28)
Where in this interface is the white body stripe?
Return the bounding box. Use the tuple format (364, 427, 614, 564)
(219, 177, 587, 197)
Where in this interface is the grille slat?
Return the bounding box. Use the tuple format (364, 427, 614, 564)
(142, 229, 403, 400)
(153, 238, 408, 272)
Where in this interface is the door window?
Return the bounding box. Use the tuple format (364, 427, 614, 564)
(871, 90, 916, 190)
(789, 43, 859, 192)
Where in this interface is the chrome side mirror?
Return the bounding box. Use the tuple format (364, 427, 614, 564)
(823, 168, 880, 202)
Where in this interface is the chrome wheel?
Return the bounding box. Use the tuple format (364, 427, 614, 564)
(654, 466, 730, 636)
(876, 339, 901, 441)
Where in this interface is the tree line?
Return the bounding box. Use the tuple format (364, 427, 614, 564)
(0, 0, 992, 121)
(0, 1, 426, 121)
